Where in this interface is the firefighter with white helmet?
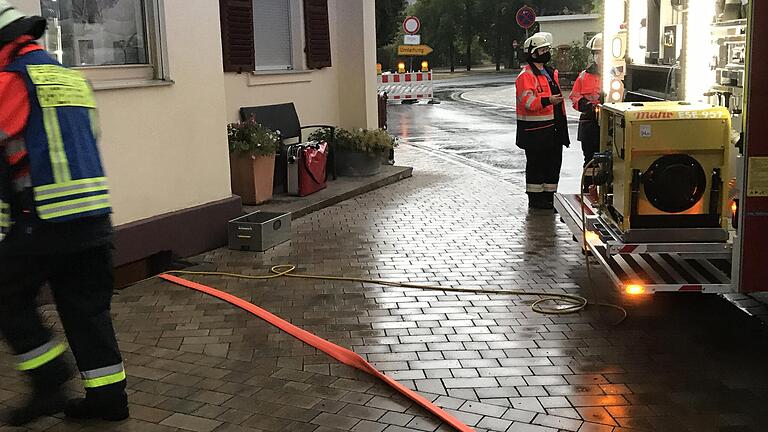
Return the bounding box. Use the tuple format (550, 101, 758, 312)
(515, 32, 570, 209)
(0, 0, 128, 425)
(569, 32, 604, 191)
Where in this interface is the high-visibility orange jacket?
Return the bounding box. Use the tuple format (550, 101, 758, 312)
(515, 64, 569, 149)
(569, 64, 602, 144)
(569, 67, 602, 110)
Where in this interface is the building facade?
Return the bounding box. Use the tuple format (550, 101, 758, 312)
(536, 13, 601, 47)
(11, 0, 378, 269)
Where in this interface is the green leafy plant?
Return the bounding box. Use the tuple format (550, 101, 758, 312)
(309, 127, 398, 154)
(553, 42, 592, 73)
(227, 120, 280, 156)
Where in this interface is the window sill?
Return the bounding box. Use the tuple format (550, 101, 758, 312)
(247, 69, 314, 87)
(92, 79, 175, 91)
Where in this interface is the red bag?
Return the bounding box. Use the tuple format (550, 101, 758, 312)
(298, 142, 328, 197)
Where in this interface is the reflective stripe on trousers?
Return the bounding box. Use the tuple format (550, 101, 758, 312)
(526, 184, 559, 193)
(14, 340, 67, 371)
(81, 363, 126, 388)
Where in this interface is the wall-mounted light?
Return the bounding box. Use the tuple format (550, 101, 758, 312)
(603, 0, 625, 96)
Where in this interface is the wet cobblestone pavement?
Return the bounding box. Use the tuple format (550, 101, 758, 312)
(2, 141, 768, 431)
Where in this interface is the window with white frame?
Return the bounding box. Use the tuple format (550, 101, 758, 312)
(39, 0, 166, 83)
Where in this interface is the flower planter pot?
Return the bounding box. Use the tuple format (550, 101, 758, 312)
(229, 153, 276, 205)
(336, 148, 384, 177)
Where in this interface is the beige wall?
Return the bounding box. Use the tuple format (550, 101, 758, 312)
(538, 15, 601, 47)
(97, 1, 231, 226)
(12, 0, 378, 227)
(335, 0, 378, 130)
(12, 0, 232, 226)
(224, 0, 378, 130)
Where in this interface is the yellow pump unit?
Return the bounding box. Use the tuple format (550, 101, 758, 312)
(598, 101, 731, 242)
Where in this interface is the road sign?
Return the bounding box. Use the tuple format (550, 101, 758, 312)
(403, 16, 421, 34)
(516, 6, 536, 29)
(404, 34, 421, 45)
(398, 44, 433, 56)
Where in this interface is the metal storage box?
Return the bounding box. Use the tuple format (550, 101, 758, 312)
(228, 211, 291, 251)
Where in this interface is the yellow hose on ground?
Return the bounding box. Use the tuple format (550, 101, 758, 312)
(133, 160, 626, 325)
(163, 263, 627, 324)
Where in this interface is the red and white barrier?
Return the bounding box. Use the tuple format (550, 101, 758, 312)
(377, 72, 434, 102)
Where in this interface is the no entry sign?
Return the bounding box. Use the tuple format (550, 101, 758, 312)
(403, 16, 421, 35)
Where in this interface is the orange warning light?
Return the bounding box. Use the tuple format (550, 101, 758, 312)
(625, 284, 646, 295)
(584, 231, 600, 243)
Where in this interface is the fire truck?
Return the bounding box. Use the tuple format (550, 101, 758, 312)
(553, 0, 768, 296)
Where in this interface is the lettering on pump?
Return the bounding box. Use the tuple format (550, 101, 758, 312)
(635, 111, 675, 120)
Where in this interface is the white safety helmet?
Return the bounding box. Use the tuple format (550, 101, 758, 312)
(0, 0, 46, 43)
(587, 33, 603, 52)
(524, 32, 553, 54)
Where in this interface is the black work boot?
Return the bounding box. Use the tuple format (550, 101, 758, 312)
(3, 357, 73, 426)
(65, 383, 129, 422)
(527, 192, 542, 209)
(528, 192, 552, 209)
(543, 192, 555, 209)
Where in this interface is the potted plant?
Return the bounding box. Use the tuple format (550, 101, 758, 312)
(310, 128, 397, 177)
(228, 120, 280, 205)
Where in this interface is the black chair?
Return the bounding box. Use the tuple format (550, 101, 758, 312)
(240, 103, 336, 194)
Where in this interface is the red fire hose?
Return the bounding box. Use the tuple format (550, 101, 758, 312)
(159, 274, 475, 432)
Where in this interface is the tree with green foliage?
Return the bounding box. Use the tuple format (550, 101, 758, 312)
(475, 0, 529, 71)
(410, 0, 464, 71)
(376, 0, 407, 48)
(400, 0, 595, 71)
(463, 0, 475, 71)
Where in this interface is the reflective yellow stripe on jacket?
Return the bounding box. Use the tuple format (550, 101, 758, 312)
(29, 64, 96, 185)
(0, 201, 10, 240)
(33, 177, 111, 220)
(25, 64, 110, 221)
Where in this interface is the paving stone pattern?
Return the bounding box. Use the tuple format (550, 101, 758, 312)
(2, 145, 768, 432)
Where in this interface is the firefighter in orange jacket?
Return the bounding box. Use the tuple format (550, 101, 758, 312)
(0, 2, 127, 425)
(569, 33, 603, 191)
(515, 32, 570, 209)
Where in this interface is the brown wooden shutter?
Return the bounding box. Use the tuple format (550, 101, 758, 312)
(220, 0, 255, 73)
(303, 0, 332, 69)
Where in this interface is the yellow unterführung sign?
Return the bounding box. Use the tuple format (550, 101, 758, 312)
(398, 45, 433, 56)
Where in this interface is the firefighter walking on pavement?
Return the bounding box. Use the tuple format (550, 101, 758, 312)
(569, 33, 604, 192)
(0, 2, 128, 425)
(515, 32, 570, 210)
